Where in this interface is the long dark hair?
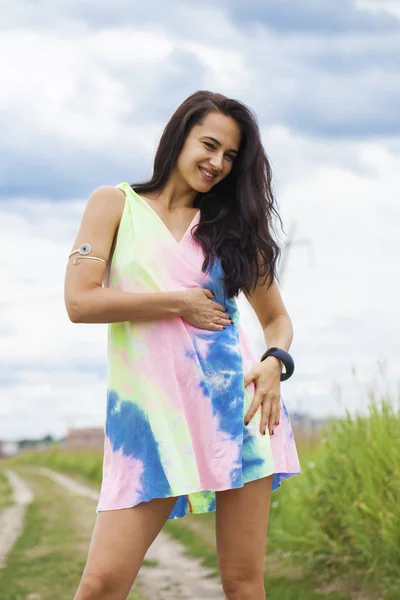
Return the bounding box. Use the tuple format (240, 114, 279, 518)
(131, 90, 283, 298)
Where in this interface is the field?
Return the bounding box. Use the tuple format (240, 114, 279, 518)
(1, 393, 399, 599)
(0, 468, 143, 600)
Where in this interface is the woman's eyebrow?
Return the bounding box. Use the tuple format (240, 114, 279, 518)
(202, 136, 239, 155)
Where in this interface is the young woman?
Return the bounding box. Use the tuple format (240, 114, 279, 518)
(65, 90, 301, 600)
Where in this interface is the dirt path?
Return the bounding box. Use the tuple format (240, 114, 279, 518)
(0, 469, 34, 569)
(38, 467, 224, 599)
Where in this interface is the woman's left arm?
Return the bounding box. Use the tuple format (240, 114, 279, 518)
(242, 275, 293, 436)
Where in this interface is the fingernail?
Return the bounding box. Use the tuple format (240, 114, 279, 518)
(244, 420, 249, 426)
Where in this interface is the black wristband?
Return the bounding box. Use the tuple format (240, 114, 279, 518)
(260, 347, 295, 381)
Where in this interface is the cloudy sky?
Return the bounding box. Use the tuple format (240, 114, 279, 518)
(1, 0, 399, 440)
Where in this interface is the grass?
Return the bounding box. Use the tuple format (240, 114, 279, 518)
(142, 558, 158, 567)
(164, 517, 350, 600)
(0, 468, 143, 600)
(266, 395, 400, 599)
(4, 390, 400, 598)
(3, 462, 350, 598)
(0, 469, 13, 509)
(4, 447, 104, 485)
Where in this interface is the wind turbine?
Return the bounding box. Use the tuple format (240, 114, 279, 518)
(278, 220, 314, 286)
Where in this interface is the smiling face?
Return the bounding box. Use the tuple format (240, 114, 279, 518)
(176, 111, 241, 192)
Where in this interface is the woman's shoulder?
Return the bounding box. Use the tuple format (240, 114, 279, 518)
(70, 185, 127, 244)
(87, 184, 127, 221)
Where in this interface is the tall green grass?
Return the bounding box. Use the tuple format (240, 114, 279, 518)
(268, 394, 400, 595)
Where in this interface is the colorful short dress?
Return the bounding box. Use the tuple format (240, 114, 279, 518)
(97, 182, 301, 520)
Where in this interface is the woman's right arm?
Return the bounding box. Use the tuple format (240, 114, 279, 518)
(64, 185, 186, 324)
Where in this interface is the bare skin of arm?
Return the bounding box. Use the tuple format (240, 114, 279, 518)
(242, 266, 294, 432)
(64, 186, 231, 330)
(243, 274, 293, 352)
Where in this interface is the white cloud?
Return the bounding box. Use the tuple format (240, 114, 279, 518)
(0, 26, 174, 155)
(357, 0, 400, 20)
(0, 368, 107, 439)
(180, 41, 253, 92)
(1, 0, 400, 196)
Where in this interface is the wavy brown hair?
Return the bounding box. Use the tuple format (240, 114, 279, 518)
(131, 90, 283, 298)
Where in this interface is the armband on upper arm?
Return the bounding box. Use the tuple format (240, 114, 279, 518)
(68, 243, 106, 265)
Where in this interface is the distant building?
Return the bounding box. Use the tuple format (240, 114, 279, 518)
(64, 427, 105, 450)
(0, 440, 19, 458)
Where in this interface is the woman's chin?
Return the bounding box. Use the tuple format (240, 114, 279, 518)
(189, 180, 213, 193)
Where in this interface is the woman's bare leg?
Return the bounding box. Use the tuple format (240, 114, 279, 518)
(74, 495, 177, 600)
(215, 475, 274, 600)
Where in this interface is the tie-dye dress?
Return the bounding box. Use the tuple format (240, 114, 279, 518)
(97, 182, 301, 520)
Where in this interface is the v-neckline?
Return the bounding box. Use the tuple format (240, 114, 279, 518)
(130, 186, 200, 245)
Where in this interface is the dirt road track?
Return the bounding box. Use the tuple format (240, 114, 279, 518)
(38, 467, 224, 599)
(0, 469, 34, 569)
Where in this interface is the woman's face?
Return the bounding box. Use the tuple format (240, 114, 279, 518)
(176, 111, 241, 192)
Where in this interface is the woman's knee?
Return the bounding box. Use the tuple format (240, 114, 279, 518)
(220, 565, 265, 600)
(74, 570, 124, 600)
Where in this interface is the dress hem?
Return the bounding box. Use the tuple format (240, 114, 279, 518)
(96, 468, 302, 519)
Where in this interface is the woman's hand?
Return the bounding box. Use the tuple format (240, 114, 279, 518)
(180, 288, 233, 331)
(243, 356, 282, 436)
